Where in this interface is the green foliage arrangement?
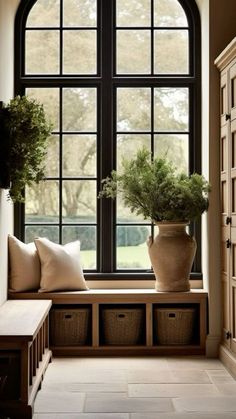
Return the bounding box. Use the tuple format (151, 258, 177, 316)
(0, 96, 52, 202)
(99, 148, 210, 222)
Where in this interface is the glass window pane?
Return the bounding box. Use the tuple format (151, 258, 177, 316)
(62, 180, 96, 223)
(25, 181, 59, 223)
(116, 226, 151, 269)
(154, 30, 188, 74)
(26, 0, 60, 27)
(117, 134, 150, 173)
(117, 195, 150, 224)
(116, 0, 151, 27)
(154, 87, 188, 131)
(117, 30, 151, 74)
(154, 0, 188, 27)
(45, 135, 59, 177)
(116, 134, 151, 223)
(26, 88, 59, 131)
(63, 0, 97, 27)
(63, 30, 97, 74)
(63, 88, 97, 132)
(117, 88, 151, 132)
(154, 134, 188, 173)
(25, 30, 59, 74)
(63, 135, 97, 177)
(25, 226, 59, 244)
(62, 226, 96, 269)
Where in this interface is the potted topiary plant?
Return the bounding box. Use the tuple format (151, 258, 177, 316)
(99, 148, 210, 292)
(0, 96, 52, 203)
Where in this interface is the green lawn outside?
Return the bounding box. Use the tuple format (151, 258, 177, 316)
(81, 244, 151, 270)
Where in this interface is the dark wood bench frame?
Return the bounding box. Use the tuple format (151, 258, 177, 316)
(0, 300, 52, 419)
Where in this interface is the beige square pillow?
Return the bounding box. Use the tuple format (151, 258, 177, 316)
(8, 234, 41, 292)
(34, 237, 88, 292)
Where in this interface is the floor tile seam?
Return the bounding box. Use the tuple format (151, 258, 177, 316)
(128, 381, 218, 386)
(84, 391, 129, 399)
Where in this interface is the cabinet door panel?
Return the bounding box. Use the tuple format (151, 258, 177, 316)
(221, 124, 229, 225)
(221, 178, 228, 216)
(230, 281, 236, 353)
(222, 277, 230, 347)
(221, 71, 228, 127)
(231, 121, 236, 226)
(230, 62, 236, 121)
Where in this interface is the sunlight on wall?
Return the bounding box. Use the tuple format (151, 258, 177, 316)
(0, 0, 20, 305)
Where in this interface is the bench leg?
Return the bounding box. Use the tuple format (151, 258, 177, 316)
(0, 404, 32, 419)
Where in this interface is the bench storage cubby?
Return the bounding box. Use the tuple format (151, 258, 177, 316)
(101, 305, 145, 346)
(153, 306, 197, 345)
(50, 305, 91, 346)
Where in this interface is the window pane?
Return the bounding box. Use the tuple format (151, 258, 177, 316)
(25, 181, 59, 223)
(25, 226, 59, 244)
(63, 88, 97, 132)
(62, 226, 96, 269)
(45, 135, 59, 177)
(63, 135, 97, 177)
(117, 134, 150, 173)
(26, 0, 59, 27)
(116, 0, 151, 27)
(154, 30, 188, 74)
(117, 88, 151, 131)
(117, 30, 150, 74)
(63, 0, 97, 27)
(62, 180, 96, 223)
(154, 134, 188, 173)
(154, 87, 188, 131)
(116, 134, 150, 223)
(26, 88, 59, 131)
(117, 195, 149, 224)
(26, 30, 59, 74)
(154, 0, 188, 27)
(63, 30, 97, 74)
(116, 226, 151, 269)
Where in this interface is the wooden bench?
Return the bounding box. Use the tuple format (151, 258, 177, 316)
(9, 289, 208, 356)
(0, 300, 52, 419)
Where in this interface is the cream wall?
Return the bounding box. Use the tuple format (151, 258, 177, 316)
(0, 0, 20, 305)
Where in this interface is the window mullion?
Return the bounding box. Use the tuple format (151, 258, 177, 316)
(99, 0, 115, 272)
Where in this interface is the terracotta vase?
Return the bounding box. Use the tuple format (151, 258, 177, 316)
(147, 222, 197, 292)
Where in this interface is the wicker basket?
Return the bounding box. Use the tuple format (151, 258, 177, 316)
(154, 307, 196, 345)
(102, 307, 144, 345)
(50, 307, 90, 346)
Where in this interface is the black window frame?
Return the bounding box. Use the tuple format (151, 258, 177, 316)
(14, 0, 202, 280)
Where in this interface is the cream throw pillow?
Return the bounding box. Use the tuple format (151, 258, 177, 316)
(8, 234, 41, 292)
(34, 238, 88, 292)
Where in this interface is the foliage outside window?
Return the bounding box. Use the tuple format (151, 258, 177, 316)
(15, 0, 201, 277)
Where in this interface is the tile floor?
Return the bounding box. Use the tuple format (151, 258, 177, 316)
(33, 357, 236, 419)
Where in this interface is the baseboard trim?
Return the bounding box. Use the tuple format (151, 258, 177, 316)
(205, 335, 221, 357)
(219, 344, 236, 378)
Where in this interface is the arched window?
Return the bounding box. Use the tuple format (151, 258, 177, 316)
(15, 0, 201, 279)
